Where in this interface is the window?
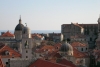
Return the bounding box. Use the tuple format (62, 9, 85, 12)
(26, 56, 28, 58)
(86, 48, 87, 50)
(26, 50, 28, 53)
(81, 48, 83, 51)
(90, 37, 92, 41)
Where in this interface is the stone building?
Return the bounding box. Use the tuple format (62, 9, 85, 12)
(61, 23, 98, 40)
(0, 16, 42, 52)
(61, 17, 100, 49)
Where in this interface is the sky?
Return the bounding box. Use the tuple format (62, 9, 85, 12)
(0, 0, 100, 30)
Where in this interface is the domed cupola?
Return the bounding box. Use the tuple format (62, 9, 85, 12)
(15, 16, 24, 31)
(22, 24, 30, 34)
(22, 23, 31, 38)
(59, 40, 73, 56)
(14, 16, 24, 40)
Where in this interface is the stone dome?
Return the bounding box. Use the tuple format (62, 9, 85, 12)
(15, 16, 24, 31)
(15, 23, 24, 31)
(60, 41, 73, 52)
(22, 26, 30, 34)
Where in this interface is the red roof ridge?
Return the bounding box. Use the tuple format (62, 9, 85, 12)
(29, 59, 67, 67)
(1, 31, 14, 37)
(0, 44, 21, 58)
(0, 45, 6, 52)
(0, 56, 5, 67)
(58, 58, 77, 67)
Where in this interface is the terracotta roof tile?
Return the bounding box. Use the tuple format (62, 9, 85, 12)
(31, 34, 43, 38)
(54, 43, 62, 49)
(73, 47, 88, 58)
(0, 56, 5, 67)
(29, 59, 67, 67)
(58, 59, 77, 67)
(71, 42, 87, 47)
(0, 43, 21, 58)
(35, 45, 56, 53)
(1, 31, 14, 37)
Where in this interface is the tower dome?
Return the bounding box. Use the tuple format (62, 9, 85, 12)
(15, 24, 24, 31)
(15, 16, 24, 31)
(23, 26, 30, 34)
(22, 23, 30, 34)
(60, 41, 73, 56)
(22, 23, 31, 38)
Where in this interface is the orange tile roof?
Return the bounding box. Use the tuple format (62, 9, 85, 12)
(31, 34, 43, 38)
(58, 59, 77, 67)
(29, 59, 67, 67)
(44, 51, 62, 58)
(35, 45, 56, 53)
(71, 42, 87, 47)
(73, 47, 88, 58)
(1, 31, 14, 37)
(54, 43, 62, 49)
(0, 43, 21, 58)
(0, 56, 5, 67)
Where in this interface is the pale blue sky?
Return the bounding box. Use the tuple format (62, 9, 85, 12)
(0, 0, 100, 30)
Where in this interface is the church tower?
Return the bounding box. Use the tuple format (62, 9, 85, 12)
(14, 16, 24, 40)
(21, 25, 33, 59)
(21, 39, 33, 59)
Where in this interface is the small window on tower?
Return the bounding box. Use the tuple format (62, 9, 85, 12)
(26, 50, 28, 53)
(26, 56, 28, 58)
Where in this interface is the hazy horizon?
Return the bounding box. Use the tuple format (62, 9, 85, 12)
(0, 30, 61, 34)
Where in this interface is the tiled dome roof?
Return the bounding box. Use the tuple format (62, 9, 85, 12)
(15, 23, 24, 31)
(22, 26, 30, 34)
(60, 41, 73, 52)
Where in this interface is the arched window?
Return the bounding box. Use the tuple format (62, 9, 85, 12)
(25, 40, 29, 48)
(90, 37, 92, 41)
